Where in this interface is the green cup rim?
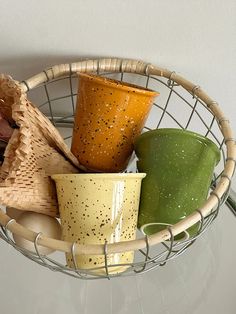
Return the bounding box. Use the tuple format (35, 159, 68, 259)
(134, 128, 221, 163)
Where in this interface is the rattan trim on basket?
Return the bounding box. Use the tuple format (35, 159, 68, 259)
(0, 58, 235, 256)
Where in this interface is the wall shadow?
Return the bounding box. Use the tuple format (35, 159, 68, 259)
(0, 53, 114, 81)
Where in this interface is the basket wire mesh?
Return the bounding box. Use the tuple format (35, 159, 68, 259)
(0, 60, 235, 280)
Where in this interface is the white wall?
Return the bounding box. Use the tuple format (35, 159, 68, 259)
(0, 1, 236, 313)
(1, 0, 235, 146)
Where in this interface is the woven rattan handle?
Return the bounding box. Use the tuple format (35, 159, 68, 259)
(20, 58, 158, 92)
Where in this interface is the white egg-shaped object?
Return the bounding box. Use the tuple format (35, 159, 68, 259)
(13, 211, 61, 255)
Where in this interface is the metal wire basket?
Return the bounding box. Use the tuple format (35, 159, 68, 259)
(0, 58, 235, 280)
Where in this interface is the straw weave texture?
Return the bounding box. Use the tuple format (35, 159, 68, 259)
(0, 74, 79, 216)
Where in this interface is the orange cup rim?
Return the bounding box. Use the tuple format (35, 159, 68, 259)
(77, 72, 159, 97)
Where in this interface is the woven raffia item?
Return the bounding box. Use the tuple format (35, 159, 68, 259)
(0, 74, 80, 216)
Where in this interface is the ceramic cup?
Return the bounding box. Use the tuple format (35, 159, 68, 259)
(71, 73, 159, 172)
(134, 128, 220, 239)
(52, 173, 146, 274)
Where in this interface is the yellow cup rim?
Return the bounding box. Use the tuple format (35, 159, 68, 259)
(51, 173, 146, 181)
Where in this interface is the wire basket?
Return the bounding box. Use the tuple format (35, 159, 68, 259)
(0, 58, 235, 280)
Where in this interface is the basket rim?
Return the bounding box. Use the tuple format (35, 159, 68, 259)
(1, 57, 235, 256)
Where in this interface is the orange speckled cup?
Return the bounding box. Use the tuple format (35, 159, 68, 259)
(71, 73, 159, 172)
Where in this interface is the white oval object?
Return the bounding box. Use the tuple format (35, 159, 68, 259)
(6, 207, 24, 220)
(13, 212, 61, 255)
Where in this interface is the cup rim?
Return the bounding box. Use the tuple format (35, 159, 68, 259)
(51, 173, 146, 181)
(77, 72, 159, 97)
(134, 128, 220, 163)
(140, 222, 190, 241)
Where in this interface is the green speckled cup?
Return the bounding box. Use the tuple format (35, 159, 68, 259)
(134, 128, 221, 239)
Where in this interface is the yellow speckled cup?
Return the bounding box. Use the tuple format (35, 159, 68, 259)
(52, 173, 146, 274)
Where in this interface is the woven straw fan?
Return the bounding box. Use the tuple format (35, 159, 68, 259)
(0, 74, 81, 217)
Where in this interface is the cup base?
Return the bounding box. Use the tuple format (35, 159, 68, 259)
(66, 251, 134, 275)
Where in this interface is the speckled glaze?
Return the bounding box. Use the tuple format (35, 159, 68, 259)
(71, 73, 159, 172)
(52, 173, 146, 273)
(134, 128, 220, 239)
